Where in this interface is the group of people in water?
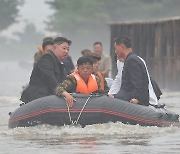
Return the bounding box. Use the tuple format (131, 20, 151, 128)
(20, 36, 162, 107)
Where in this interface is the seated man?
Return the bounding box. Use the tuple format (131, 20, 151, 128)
(108, 53, 162, 106)
(55, 56, 107, 107)
(113, 36, 149, 106)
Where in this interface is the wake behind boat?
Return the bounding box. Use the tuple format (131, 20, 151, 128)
(8, 94, 179, 128)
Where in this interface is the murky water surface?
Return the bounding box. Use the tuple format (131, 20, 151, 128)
(0, 61, 180, 154)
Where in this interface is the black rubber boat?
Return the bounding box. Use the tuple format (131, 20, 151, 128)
(8, 94, 179, 128)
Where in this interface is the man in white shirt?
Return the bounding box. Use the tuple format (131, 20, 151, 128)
(108, 52, 161, 106)
(108, 60, 124, 95)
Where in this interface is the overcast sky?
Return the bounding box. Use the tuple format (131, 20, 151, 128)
(1, 0, 54, 39)
(20, 0, 53, 24)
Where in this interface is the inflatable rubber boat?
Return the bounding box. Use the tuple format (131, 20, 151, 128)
(8, 94, 179, 128)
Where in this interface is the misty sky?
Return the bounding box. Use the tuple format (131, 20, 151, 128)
(1, 0, 53, 39)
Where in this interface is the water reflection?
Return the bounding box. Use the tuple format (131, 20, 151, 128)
(0, 90, 180, 153)
(118, 135, 150, 146)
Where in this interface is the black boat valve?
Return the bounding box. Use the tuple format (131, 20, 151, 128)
(20, 103, 25, 106)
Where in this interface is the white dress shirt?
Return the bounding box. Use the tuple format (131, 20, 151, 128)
(108, 57, 159, 106)
(138, 57, 158, 105)
(108, 60, 124, 95)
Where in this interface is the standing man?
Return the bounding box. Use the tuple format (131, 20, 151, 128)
(20, 37, 71, 103)
(113, 36, 149, 106)
(93, 42, 112, 77)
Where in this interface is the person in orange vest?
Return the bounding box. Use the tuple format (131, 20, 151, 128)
(55, 56, 107, 107)
(88, 52, 109, 91)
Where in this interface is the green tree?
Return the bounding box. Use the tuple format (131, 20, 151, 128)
(0, 0, 23, 32)
(14, 23, 44, 45)
(46, 0, 180, 57)
(0, 23, 44, 60)
(47, 0, 180, 35)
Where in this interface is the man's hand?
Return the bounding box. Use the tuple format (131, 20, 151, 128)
(108, 94, 114, 98)
(62, 91, 76, 107)
(130, 98, 139, 104)
(101, 70, 110, 77)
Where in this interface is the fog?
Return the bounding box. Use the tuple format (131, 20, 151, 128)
(0, 0, 180, 95)
(1, 0, 179, 61)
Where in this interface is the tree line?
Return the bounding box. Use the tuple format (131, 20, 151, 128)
(1, 0, 180, 60)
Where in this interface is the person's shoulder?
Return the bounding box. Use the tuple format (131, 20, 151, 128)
(102, 53, 111, 61)
(34, 51, 42, 56)
(94, 72, 102, 78)
(126, 53, 139, 64)
(44, 51, 54, 57)
(64, 74, 77, 86)
(66, 55, 73, 60)
(41, 51, 56, 60)
(102, 52, 110, 58)
(94, 73, 101, 82)
(67, 74, 76, 80)
(37, 52, 56, 66)
(127, 52, 139, 61)
(34, 51, 42, 63)
(127, 54, 144, 68)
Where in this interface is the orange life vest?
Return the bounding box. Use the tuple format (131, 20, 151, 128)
(71, 71, 98, 94)
(96, 71, 105, 90)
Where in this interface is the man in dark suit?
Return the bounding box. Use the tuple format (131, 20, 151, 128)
(20, 37, 71, 103)
(113, 36, 149, 106)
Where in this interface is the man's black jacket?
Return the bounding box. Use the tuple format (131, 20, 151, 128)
(20, 51, 66, 103)
(115, 52, 149, 106)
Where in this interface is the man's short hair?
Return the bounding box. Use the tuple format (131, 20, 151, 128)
(43, 36, 54, 43)
(42, 40, 54, 50)
(77, 56, 93, 66)
(53, 37, 72, 45)
(114, 36, 131, 48)
(93, 41, 102, 46)
(81, 49, 92, 56)
(88, 52, 101, 63)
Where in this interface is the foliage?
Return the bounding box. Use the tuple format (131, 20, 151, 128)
(0, 0, 23, 31)
(14, 23, 44, 45)
(1, 23, 44, 61)
(46, 0, 180, 37)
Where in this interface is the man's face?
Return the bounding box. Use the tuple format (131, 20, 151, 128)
(92, 60, 100, 73)
(94, 44, 102, 56)
(42, 45, 53, 54)
(114, 42, 123, 59)
(53, 42, 69, 61)
(78, 63, 93, 80)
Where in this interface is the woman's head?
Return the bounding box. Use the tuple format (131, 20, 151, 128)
(88, 52, 101, 73)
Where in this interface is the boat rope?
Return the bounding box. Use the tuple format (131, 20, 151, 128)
(67, 103, 72, 122)
(67, 95, 92, 125)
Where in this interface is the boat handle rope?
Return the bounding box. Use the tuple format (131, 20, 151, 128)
(66, 95, 92, 125)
